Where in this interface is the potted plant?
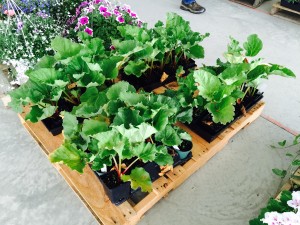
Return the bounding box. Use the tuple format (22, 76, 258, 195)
(111, 12, 209, 91)
(165, 34, 295, 142)
(8, 34, 121, 135)
(280, 0, 300, 12)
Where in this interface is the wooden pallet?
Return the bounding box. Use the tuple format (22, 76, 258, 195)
(270, 2, 300, 24)
(229, 0, 266, 8)
(18, 102, 265, 225)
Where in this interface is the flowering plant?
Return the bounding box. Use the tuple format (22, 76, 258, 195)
(250, 190, 300, 225)
(68, 0, 142, 49)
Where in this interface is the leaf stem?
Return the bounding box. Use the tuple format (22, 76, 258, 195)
(122, 158, 140, 175)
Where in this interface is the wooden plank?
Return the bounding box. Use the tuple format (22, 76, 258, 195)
(270, 2, 300, 24)
(19, 101, 265, 225)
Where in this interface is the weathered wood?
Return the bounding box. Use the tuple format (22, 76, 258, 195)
(19, 101, 265, 225)
(270, 2, 300, 24)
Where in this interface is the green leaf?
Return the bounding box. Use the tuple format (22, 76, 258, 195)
(114, 123, 157, 143)
(278, 140, 287, 147)
(82, 119, 108, 136)
(112, 108, 144, 128)
(25, 105, 56, 123)
(51, 36, 83, 60)
(153, 109, 169, 131)
(189, 45, 204, 58)
(49, 142, 86, 173)
(193, 70, 221, 101)
(247, 65, 268, 82)
(63, 112, 78, 139)
(119, 92, 146, 106)
(176, 108, 193, 123)
(26, 68, 63, 85)
(292, 160, 300, 166)
(219, 64, 248, 85)
(87, 38, 105, 55)
(269, 64, 296, 78)
(106, 81, 136, 100)
(100, 56, 122, 79)
(272, 168, 287, 178)
(132, 142, 157, 162)
(286, 153, 294, 157)
(243, 34, 263, 57)
(124, 60, 149, 77)
(206, 96, 236, 125)
(155, 125, 181, 146)
(35, 56, 56, 69)
(121, 167, 152, 192)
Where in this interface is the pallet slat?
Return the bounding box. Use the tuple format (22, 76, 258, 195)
(18, 101, 265, 225)
(271, 2, 300, 24)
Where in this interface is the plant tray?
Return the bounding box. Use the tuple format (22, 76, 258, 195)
(271, 2, 300, 24)
(18, 102, 264, 225)
(229, 0, 267, 8)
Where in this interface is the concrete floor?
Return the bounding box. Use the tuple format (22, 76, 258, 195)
(0, 0, 299, 224)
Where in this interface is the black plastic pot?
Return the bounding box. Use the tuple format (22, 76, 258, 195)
(143, 161, 161, 182)
(121, 59, 197, 92)
(186, 92, 263, 143)
(95, 170, 131, 206)
(281, 0, 300, 12)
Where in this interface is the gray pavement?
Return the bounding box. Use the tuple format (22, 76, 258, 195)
(0, 0, 299, 224)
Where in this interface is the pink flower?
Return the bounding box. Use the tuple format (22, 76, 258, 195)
(93, 0, 102, 3)
(98, 5, 107, 13)
(4, 9, 15, 17)
(116, 15, 125, 23)
(137, 20, 143, 27)
(113, 8, 121, 15)
(130, 12, 137, 18)
(84, 27, 93, 36)
(102, 11, 112, 18)
(78, 16, 89, 26)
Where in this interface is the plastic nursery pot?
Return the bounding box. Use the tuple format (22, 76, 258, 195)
(280, 0, 300, 12)
(95, 170, 131, 206)
(143, 161, 161, 182)
(173, 140, 193, 160)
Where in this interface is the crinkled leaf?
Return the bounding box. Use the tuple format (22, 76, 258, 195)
(26, 68, 63, 85)
(219, 64, 248, 85)
(63, 112, 78, 139)
(121, 167, 152, 192)
(176, 108, 193, 123)
(132, 142, 157, 162)
(243, 34, 263, 57)
(119, 92, 146, 106)
(154, 145, 173, 166)
(155, 125, 181, 146)
(100, 56, 123, 79)
(106, 81, 136, 100)
(153, 109, 169, 131)
(35, 56, 56, 69)
(25, 105, 56, 123)
(51, 36, 83, 60)
(113, 108, 144, 128)
(49, 142, 86, 173)
(124, 60, 149, 77)
(82, 119, 108, 136)
(247, 65, 268, 82)
(193, 70, 221, 101)
(188, 45, 204, 58)
(206, 96, 236, 125)
(114, 123, 157, 143)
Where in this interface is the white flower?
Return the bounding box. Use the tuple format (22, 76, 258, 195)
(261, 212, 283, 225)
(288, 191, 300, 210)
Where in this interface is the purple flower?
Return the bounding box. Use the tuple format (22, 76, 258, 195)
(113, 8, 121, 15)
(102, 11, 112, 18)
(116, 15, 125, 23)
(109, 45, 115, 50)
(78, 16, 89, 26)
(130, 12, 137, 18)
(17, 20, 23, 31)
(84, 5, 95, 13)
(98, 5, 107, 13)
(137, 20, 143, 27)
(93, 0, 102, 4)
(80, 1, 89, 7)
(37, 11, 49, 19)
(84, 27, 93, 36)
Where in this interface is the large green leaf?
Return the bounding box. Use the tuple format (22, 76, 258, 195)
(73, 87, 108, 117)
(132, 142, 157, 162)
(51, 37, 83, 60)
(114, 123, 157, 143)
(121, 167, 152, 192)
(63, 112, 78, 139)
(205, 96, 236, 125)
(193, 70, 221, 101)
(100, 56, 123, 79)
(219, 64, 248, 85)
(269, 64, 296, 78)
(49, 142, 86, 173)
(35, 56, 56, 69)
(82, 119, 108, 136)
(26, 68, 63, 85)
(113, 108, 144, 128)
(119, 92, 147, 106)
(153, 109, 169, 131)
(189, 45, 204, 58)
(106, 81, 136, 100)
(243, 34, 263, 57)
(247, 65, 268, 82)
(155, 125, 181, 146)
(25, 105, 56, 123)
(124, 60, 149, 77)
(154, 145, 174, 166)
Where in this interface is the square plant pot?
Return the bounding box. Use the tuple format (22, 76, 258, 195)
(280, 0, 300, 12)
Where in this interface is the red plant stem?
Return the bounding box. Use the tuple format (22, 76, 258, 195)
(121, 158, 140, 175)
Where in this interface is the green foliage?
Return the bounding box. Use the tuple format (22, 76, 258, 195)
(122, 167, 152, 192)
